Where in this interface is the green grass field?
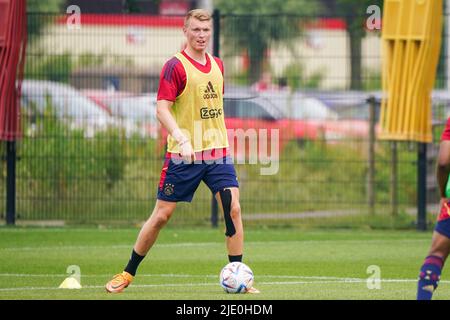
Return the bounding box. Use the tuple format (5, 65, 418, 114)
(0, 226, 447, 300)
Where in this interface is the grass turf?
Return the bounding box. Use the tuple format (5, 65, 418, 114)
(0, 227, 447, 300)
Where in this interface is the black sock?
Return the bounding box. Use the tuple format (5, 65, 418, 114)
(228, 255, 243, 263)
(124, 249, 146, 276)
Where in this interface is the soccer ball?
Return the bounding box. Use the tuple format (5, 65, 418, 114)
(219, 262, 254, 293)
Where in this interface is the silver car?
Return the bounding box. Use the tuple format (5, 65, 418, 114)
(21, 80, 116, 138)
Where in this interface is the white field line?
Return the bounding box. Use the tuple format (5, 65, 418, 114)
(1, 273, 366, 279)
(0, 239, 429, 252)
(0, 282, 341, 292)
(0, 280, 444, 292)
(0, 273, 428, 282)
(0, 243, 219, 251)
(0, 273, 449, 292)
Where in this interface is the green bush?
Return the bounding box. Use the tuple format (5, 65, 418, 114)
(283, 62, 324, 90)
(17, 102, 133, 214)
(94, 129, 127, 190)
(25, 52, 73, 83)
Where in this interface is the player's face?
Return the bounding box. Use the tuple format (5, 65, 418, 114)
(184, 18, 212, 53)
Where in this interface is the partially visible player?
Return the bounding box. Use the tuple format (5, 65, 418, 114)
(417, 118, 450, 300)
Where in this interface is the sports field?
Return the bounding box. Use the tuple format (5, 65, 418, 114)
(0, 227, 447, 300)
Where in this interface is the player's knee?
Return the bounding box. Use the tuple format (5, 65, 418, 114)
(220, 189, 239, 237)
(153, 214, 170, 229)
(152, 208, 173, 228)
(230, 203, 241, 221)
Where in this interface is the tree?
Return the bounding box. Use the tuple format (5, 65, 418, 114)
(123, 0, 141, 13)
(27, 0, 65, 38)
(122, 0, 163, 13)
(320, 0, 383, 90)
(27, 0, 64, 12)
(214, 0, 319, 84)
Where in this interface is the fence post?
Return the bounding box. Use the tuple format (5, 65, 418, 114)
(213, 9, 220, 61)
(446, 0, 450, 91)
(211, 195, 218, 228)
(367, 96, 376, 215)
(6, 141, 16, 225)
(210, 9, 220, 228)
(417, 142, 427, 231)
(390, 141, 398, 216)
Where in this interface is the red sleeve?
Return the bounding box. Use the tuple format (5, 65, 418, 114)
(157, 57, 186, 102)
(442, 118, 450, 141)
(214, 56, 224, 74)
(213, 56, 224, 94)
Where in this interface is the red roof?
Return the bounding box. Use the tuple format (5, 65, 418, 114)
(306, 18, 347, 30)
(56, 14, 347, 30)
(57, 14, 184, 28)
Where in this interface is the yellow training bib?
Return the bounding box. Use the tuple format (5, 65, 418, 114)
(167, 52, 229, 153)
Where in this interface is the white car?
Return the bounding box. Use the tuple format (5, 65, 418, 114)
(82, 90, 159, 139)
(21, 80, 116, 137)
(259, 91, 339, 120)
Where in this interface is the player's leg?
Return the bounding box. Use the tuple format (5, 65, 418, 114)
(417, 228, 450, 300)
(215, 186, 259, 294)
(417, 140, 450, 299)
(203, 156, 242, 260)
(106, 155, 203, 293)
(204, 157, 260, 293)
(105, 200, 176, 293)
(215, 187, 244, 260)
(129, 200, 177, 269)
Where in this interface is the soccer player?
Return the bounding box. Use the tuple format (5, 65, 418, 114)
(105, 9, 259, 294)
(417, 118, 450, 300)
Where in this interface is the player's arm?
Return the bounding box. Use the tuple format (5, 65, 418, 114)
(437, 140, 450, 199)
(156, 100, 195, 163)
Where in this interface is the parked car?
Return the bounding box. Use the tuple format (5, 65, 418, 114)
(261, 91, 339, 120)
(259, 91, 336, 142)
(81, 89, 133, 115)
(156, 90, 295, 159)
(82, 90, 159, 139)
(262, 90, 379, 142)
(108, 93, 159, 139)
(308, 91, 381, 141)
(21, 80, 116, 137)
(223, 93, 295, 159)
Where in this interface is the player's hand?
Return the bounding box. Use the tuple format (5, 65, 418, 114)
(438, 197, 450, 219)
(440, 197, 450, 209)
(179, 139, 196, 164)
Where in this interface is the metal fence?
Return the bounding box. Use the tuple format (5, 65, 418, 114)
(1, 11, 448, 226)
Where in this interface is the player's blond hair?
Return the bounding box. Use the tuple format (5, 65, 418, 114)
(184, 9, 212, 27)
